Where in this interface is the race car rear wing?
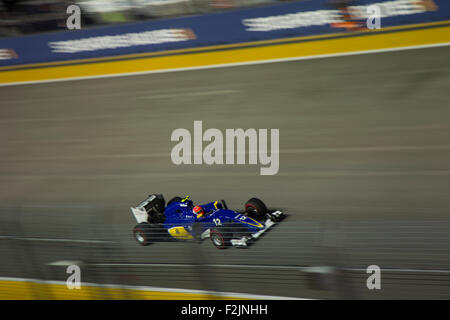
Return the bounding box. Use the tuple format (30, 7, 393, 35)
(131, 194, 166, 224)
(131, 206, 148, 224)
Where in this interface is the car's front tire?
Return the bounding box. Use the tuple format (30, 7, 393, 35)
(245, 197, 268, 220)
(210, 226, 233, 249)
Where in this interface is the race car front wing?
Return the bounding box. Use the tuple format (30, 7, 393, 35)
(201, 210, 283, 247)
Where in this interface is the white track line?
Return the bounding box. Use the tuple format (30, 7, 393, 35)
(3, 170, 450, 180)
(2, 145, 450, 162)
(86, 263, 450, 274)
(345, 268, 450, 274)
(0, 236, 114, 244)
(1, 42, 449, 87)
(137, 89, 240, 99)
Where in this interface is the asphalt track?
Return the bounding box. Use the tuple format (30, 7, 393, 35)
(1, 45, 450, 299)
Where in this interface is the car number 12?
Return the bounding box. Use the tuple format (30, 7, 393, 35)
(213, 218, 222, 226)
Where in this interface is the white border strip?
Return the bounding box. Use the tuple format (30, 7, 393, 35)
(0, 236, 114, 244)
(0, 276, 306, 300)
(87, 263, 450, 274)
(1, 42, 449, 87)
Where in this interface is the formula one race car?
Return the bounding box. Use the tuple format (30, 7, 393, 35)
(131, 194, 284, 249)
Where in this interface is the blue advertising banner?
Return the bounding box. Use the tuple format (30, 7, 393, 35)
(0, 0, 449, 67)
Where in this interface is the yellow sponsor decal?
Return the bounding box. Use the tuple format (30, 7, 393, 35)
(242, 217, 263, 228)
(168, 226, 194, 240)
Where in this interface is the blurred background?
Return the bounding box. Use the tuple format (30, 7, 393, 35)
(0, 0, 293, 37)
(0, 0, 450, 300)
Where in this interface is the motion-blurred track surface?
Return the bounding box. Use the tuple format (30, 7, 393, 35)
(1, 46, 450, 299)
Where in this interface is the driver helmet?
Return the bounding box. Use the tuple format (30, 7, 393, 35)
(193, 205, 205, 218)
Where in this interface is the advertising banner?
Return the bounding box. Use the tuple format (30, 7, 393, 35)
(0, 0, 448, 67)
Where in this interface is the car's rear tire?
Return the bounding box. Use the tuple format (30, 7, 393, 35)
(133, 223, 168, 245)
(245, 197, 268, 220)
(133, 222, 152, 246)
(210, 226, 233, 249)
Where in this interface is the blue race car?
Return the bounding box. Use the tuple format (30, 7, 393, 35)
(131, 194, 284, 249)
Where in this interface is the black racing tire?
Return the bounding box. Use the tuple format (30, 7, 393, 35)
(133, 223, 168, 245)
(167, 196, 182, 206)
(245, 197, 268, 220)
(133, 222, 152, 246)
(210, 225, 233, 249)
